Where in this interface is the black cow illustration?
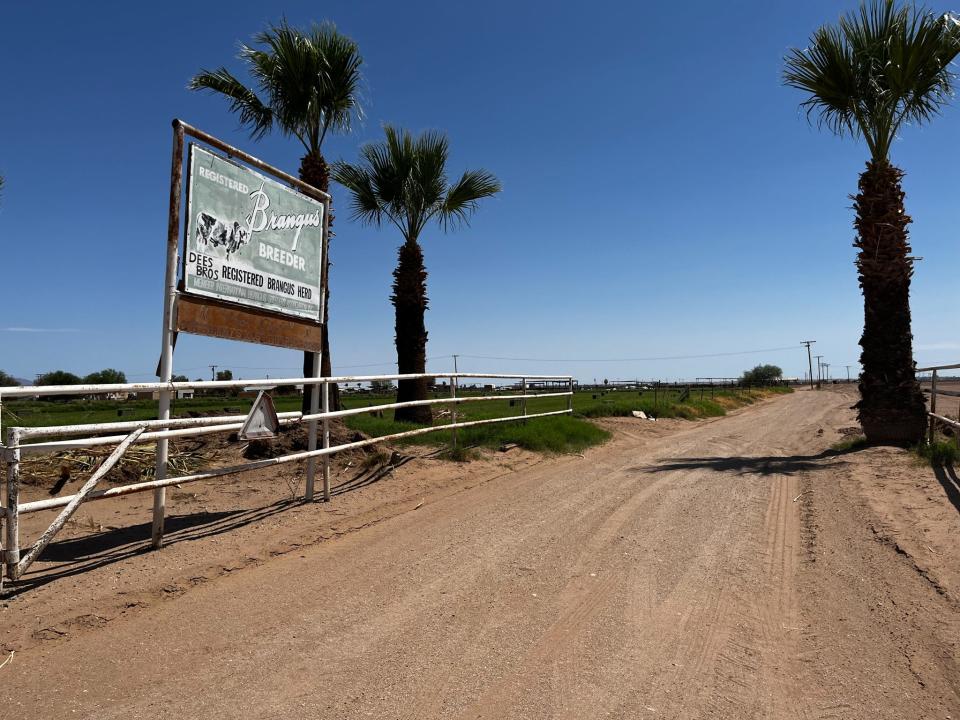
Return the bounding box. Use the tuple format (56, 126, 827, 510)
(196, 212, 248, 259)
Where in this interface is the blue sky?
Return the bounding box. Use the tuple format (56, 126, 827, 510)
(1, 0, 957, 383)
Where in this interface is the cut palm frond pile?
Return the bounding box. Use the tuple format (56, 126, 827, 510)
(20, 441, 218, 490)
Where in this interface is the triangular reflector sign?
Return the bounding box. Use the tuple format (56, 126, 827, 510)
(239, 391, 280, 440)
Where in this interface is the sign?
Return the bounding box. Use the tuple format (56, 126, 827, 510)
(175, 294, 322, 352)
(239, 391, 280, 440)
(184, 145, 324, 320)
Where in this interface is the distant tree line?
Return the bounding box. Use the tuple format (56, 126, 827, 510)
(33, 368, 128, 386)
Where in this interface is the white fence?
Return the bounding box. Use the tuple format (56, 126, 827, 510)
(0, 371, 574, 586)
(918, 362, 960, 444)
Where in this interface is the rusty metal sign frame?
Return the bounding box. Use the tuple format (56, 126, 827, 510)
(151, 119, 331, 549)
(174, 122, 331, 343)
(175, 294, 323, 352)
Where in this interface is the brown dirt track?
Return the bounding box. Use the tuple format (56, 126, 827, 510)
(1, 387, 959, 719)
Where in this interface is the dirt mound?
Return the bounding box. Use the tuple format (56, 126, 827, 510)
(20, 419, 375, 495)
(240, 420, 369, 460)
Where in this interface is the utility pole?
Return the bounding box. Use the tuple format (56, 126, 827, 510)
(801, 341, 816, 390)
(814, 355, 823, 389)
(823, 363, 830, 383)
(209, 365, 218, 381)
(845, 365, 852, 383)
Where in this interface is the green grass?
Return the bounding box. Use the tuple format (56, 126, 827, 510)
(0, 395, 306, 430)
(916, 437, 959, 467)
(1, 385, 792, 458)
(831, 435, 869, 452)
(338, 385, 790, 455)
(571, 386, 790, 420)
(345, 411, 609, 455)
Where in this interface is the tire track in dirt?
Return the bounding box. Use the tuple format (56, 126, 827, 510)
(6, 389, 953, 719)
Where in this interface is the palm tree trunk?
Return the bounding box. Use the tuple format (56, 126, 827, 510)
(392, 238, 432, 424)
(298, 151, 341, 414)
(853, 160, 927, 445)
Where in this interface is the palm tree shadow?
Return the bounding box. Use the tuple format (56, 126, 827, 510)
(646, 446, 864, 477)
(932, 464, 960, 516)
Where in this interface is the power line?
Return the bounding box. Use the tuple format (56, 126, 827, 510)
(453, 345, 802, 363)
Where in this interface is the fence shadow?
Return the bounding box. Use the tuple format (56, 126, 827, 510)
(331, 455, 414, 496)
(11, 455, 420, 593)
(12, 499, 303, 593)
(932, 464, 960, 517)
(646, 447, 860, 477)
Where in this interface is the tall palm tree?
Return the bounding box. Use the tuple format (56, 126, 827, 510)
(784, 0, 960, 445)
(190, 21, 363, 412)
(333, 126, 501, 423)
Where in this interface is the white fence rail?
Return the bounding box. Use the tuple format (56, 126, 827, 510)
(917, 363, 960, 444)
(0, 371, 573, 586)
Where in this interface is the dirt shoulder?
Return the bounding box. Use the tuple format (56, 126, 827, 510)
(1, 410, 695, 656)
(1, 435, 558, 654)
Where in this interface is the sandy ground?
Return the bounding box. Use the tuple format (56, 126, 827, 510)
(1, 387, 958, 719)
(922, 379, 960, 420)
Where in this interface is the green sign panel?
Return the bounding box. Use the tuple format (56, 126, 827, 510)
(184, 145, 325, 320)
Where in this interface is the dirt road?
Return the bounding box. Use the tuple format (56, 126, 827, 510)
(2, 389, 958, 718)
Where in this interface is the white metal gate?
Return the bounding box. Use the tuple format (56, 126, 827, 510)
(0, 371, 574, 586)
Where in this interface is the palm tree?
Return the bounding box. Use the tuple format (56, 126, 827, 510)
(190, 21, 363, 412)
(784, 0, 960, 445)
(333, 126, 501, 423)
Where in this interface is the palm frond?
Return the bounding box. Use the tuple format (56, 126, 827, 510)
(189, 67, 273, 139)
(333, 126, 500, 243)
(313, 23, 365, 139)
(330, 160, 384, 226)
(192, 21, 364, 153)
(440, 170, 502, 229)
(783, 0, 960, 161)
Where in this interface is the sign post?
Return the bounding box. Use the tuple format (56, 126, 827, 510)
(153, 120, 330, 548)
(153, 121, 185, 549)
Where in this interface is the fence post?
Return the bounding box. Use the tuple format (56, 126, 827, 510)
(451, 375, 458, 450)
(567, 377, 574, 413)
(928, 370, 938, 445)
(305, 352, 321, 501)
(4, 428, 21, 584)
(521, 378, 527, 421)
(322, 380, 331, 502)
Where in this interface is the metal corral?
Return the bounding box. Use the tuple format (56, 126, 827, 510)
(0, 371, 574, 585)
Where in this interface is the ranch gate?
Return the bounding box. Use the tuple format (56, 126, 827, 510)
(0, 371, 574, 587)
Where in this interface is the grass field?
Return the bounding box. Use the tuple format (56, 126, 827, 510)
(1, 385, 791, 455)
(339, 386, 789, 453)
